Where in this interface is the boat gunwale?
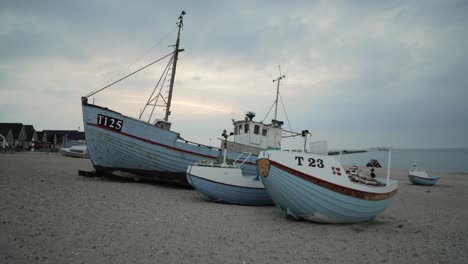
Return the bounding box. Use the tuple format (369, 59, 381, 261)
(408, 174, 440, 181)
(187, 173, 265, 190)
(82, 100, 224, 152)
(259, 158, 398, 201)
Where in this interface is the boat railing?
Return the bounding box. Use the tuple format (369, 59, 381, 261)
(177, 138, 222, 151)
(233, 152, 252, 166)
(346, 168, 387, 187)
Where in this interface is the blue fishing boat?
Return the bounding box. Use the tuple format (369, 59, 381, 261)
(256, 143, 398, 223)
(187, 156, 273, 206)
(186, 130, 273, 205)
(408, 161, 440, 186)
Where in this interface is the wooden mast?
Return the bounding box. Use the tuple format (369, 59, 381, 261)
(272, 72, 285, 121)
(164, 11, 186, 122)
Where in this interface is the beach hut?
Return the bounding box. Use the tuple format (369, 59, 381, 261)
(0, 123, 24, 149)
(42, 130, 86, 149)
(19, 125, 35, 149)
(31, 131, 46, 149)
(0, 127, 10, 149)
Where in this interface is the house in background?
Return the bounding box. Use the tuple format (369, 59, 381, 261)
(42, 130, 86, 149)
(32, 131, 45, 143)
(1, 124, 85, 150)
(0, 123, 25, 149)
(0, 127, 10, 149)
(19, 125, 35, 149)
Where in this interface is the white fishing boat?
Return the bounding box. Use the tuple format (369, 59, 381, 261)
(256, 136, 398, 224)
(408, 161, 440, 186)
(186, 130, 273, 206)
(60, 145, 89, 158)
(81, 12, 295, 185)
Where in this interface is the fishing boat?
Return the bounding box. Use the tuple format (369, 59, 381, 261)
(81, 12, 293, 185)
(256, 137, 398, 224)
(186, 130, 273, 205)
(408, 161, 440, 186)
(59, 145, 89, 158)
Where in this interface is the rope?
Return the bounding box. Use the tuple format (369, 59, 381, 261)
(84, 51, 174, 98)
(135, 26, 178, 68)
(147, 58, 173, 122)
(262, 101, 276, 123)
(279, 93, 293, 132)
(139, 55, 174, 119)
(98, 26, 177, 87)
(262, 73, 293, 133)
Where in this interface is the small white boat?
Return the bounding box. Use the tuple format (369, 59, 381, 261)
(256, 136, 398, 224)
(186, 131, 273, 206)
(408, 161, 440, 186)
(60, 145, 89, 158)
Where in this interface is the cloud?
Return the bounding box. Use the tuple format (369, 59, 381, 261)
(1, 0, 467, 148)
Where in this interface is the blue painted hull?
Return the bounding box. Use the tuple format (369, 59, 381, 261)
(408, 175, 439, 186)
(261, 165, 396, 223)
(187, 174, 273, 206)
(82, 102, 257, 185)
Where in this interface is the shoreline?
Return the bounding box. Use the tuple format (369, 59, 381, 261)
(340, 148, 468, 175)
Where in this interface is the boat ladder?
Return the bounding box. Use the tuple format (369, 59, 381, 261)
(233, 152, 252, 166)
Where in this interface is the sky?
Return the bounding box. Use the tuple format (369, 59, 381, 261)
(1, 0, 467, 149)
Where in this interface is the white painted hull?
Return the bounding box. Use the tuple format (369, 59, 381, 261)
(408, 168, 439, 186)
(81, 102, 258, 185)
(186, 164, 273, 205)
(60, 145, 89, 158)
(257, 150, 399, 223)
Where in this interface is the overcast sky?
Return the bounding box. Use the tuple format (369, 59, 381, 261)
(1, 0, 467, 149)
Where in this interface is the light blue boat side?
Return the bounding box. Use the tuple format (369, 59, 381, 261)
(408, 175, 440, 186)
(82, 103, 257, 185)
(187, 174, 273, 206)
(261, 165, 397, 223)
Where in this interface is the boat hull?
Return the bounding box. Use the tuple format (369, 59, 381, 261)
(59, 146, 89, 158)
(257, 150, 398, 223)
(82, 102, 258, 185)
(408, 174, 439, 186)
(186, 165, 273, 206)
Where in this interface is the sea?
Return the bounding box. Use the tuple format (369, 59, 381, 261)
(339, 148, 468, 174)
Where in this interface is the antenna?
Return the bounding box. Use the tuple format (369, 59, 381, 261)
(272, 65, 286, 121)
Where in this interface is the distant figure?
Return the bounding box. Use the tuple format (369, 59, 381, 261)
(370, 168, 376, 178)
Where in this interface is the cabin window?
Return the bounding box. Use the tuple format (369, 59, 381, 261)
(239, 125, 243, 134)
(254, 125, 260, 135)
(262, 128, 267, 136)
(234, 126, 238, 135)
(244, 124, 249, 133)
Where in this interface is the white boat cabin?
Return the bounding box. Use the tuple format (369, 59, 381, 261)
(152, 118, 172, 130)
(223, 112, 283, 155)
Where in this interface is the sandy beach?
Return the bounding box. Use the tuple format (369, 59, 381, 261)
(1, 152, 467, 264)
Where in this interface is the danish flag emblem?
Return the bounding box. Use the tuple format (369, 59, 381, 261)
(331, 167, 342, 176)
